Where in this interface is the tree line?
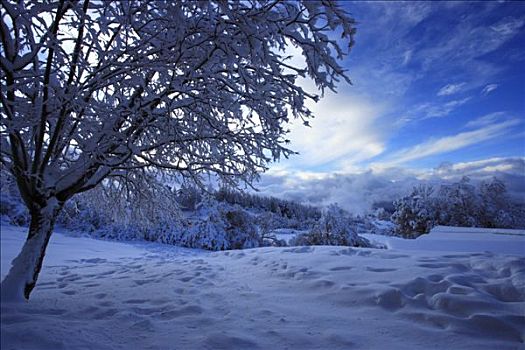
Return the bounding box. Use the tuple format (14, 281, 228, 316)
(390, 177, 525, 237)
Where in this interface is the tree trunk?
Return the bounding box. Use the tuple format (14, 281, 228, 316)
(1, 198, 62, 302)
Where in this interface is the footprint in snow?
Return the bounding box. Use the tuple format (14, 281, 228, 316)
(156, 305, 203, 320)
(79, 258, 107, 264)
(134, 279, 155, 286)
(283, 246, 314, 254)
(366, 267, 398, 273)
(124, 299, 148, 304)
(329, 266, 353, 271)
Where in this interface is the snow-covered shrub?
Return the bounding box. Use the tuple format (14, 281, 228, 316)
(509, 204, 525, 229)
(292, 204, 371, 247)
(391, 184, 436, 237)
(182, 222, 229, 250)
(143, 220, 187, 245)
(0, 171, 28, 226)
(57, 174, 187, 244)
(0, 190, 29, 226)
(59, 197, 111, 233)
(178, 195, 230, 250)
(224, 207, 261, 249)
(434, 176, 515, 228)
(94, 225, 146, 241)
(214, 187, 321, 230)
(179, 196, 261, 251)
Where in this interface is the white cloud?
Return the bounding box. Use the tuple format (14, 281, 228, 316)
(258, 157, 525, 214)
(465, 111, 507, 128)
(490, 17, 525, 35)
(258, 168, 419, 214)
(431, 157, 525, 201)
(378, 118, 520, 166)
(437, 83, 466, 96)
(402, 49, 413, 66)
(283, 92, 388, 170)
(412, 97, 471, 120)
(481, 84, 499, 95)
(230, 157, 525, 209)
(434, 157, 525, 176)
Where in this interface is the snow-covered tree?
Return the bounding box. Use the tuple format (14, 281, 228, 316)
(436, 176, 478, 227)
(0, 0, 356, 300)
(180, 196, 230, 250)
(292, 204, 370, 247)
(391, 184, 435, 237)
(478, 177, 513, 228)
(390, 177, 522, 234)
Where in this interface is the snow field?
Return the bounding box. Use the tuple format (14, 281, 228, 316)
(362, 226, 525, 255)
(1, 224, 524, 349)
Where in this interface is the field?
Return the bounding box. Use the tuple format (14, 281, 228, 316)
(1, 224, 524, 349)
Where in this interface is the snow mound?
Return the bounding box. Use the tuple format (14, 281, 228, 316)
(363, 225, 525, 255)
(1, 224, 524, 349)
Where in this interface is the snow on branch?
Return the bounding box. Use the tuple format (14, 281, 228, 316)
(1, 0, 355, 206)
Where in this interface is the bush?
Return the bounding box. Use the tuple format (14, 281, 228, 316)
(56, 175, 188, 243)
(0, 192, 29, 226)
(178, 197, 261, 251)
(0, 171, 29, 226)
(292, 204, 371, 247)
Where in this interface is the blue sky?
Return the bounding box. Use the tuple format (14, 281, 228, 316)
(271, 1, 525, 176)
(257, 1, 525, 211)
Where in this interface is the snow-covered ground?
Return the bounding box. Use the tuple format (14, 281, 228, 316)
(1, 224, 524, 350)
(362, 225, 525, 255)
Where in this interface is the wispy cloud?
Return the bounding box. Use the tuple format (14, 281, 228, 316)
(434, 157, 525, 176)
(412, 97, 471, 120)
(481, 84, 499, 95)
(465, 111, 508, 128)
(402, 49, 413, 66)
(437, 83, 466, 96)
(345, 3, 523, 120)
(490, 17, 525, 35)
(416, 13, 524, 75)
(378, 119, 520, 166)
